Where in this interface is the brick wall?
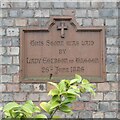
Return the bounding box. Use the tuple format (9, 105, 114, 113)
(0, 1, 119, 119)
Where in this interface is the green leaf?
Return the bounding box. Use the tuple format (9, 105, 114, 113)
(48, 89, 59, 96)
(48, 82, 59, 89)
(50, 101, 60, 110)
(52, 115, 60, 118)
(0, 107, 3, 111)
(82, 79, 89, 84)
(3, 102, 19, 112)
(70, 79, 78, 85)
(40, 102, 51, 114)
(75, 74, 82, 82)
(62, 97, 76, 104)
(58, 80, 66, 92)
(50, 95, 61, 103)
(34, 114, 47, 118)
(59, 105, 72, 113)
(67, 89, 80, 97)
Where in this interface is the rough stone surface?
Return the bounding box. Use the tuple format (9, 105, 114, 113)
(105, 112, 116, 118)
(76, 10, 87, 17)
(104, 92, 116, 100)
(21, 84, 33, 92)
(93, 112, 104, 118)
(97, 83, 110, 91)
(1, 75, 12, 83)
(6, 28, 19, 36)
(15, 19, 27, 26)
(7, 65, 19, 74)
(99, 102, 110, 112)
(91, 92, 103, 101)
(14, 93, 27, 101)
(35, 10, 49, 18)
(7, 84, 19, 92)
(72, 101, 85, 110)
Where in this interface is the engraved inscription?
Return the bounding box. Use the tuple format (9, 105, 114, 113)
(20, 16, 105, 82)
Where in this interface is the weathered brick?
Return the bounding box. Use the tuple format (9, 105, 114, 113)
(0, 10, 8, 18)
(97, 83, 110, 91)
(93, 19, 104, 26)
(2, 19, 14, 26)
(0, 47, 6, 55)
(20, 10, 34, 17)
(83, 19, 92, 26)
(63, 9, 75, 16)
(39, 93, 51, 101)
(107, 55, 118, 64)
(93, 112, 104, 118)
(27, 93, 39, 101)
(76, 18, 83, 26)
(106, 37, 118, 45)
(54, 2, 64, 8)
(28, 19, 39, 26)
(12, 38, 19, 47)
(40, 2, 52, 8)
(91, 2, 104, 8)
(107, 74, 118, 81)
(65, 2, 77, 8)
(13, 74, 19, 83)
(7, 84, 19, 92)
(79, 93, 90, 101)
(1, 65, 7, 75)
(7, 65, 19, 74)
(104, 92, 116, 101)
(1, 2, 13, 8)
(104, 2, 117, 8)
(7, 47, 19, 55)
(50, 9, 62, 16)
(7, 28, 19, 36)
(34, 83, 46, 92)
(107, 46, 118, 54)
(9, 10, 18, 17)
(21, 84, 33, 92)
(105, 19, 117, 26)
(88, 10, 99, 17)
(78, 2, 90, 8)
(85, 102, 98, 110)
(105, 112, 116, 118)
(110, 102, 118, 111)
(13, 2, 26, 8)
(15, 19, 27, 26)
(0, 84, 6, 92)
(107, 27, 118, 36)
(14, 93, 27, 101)
(35, 10, 49, 17)
(2, 56, 12, 64)
(76, 10, 87, 17)
(1, 75, 12, 83)
(106, 64, 118, 72)
(72, 101, 85, 110)
(99, 102, 110, 112)
(2, 93, 13, 101)
(91, 92, 103, 101)
(0, 28, 5, 36)
(2, 37, 11, 46)
(79, 111, 92, 118)
(99, 9, 118, 17)
(39, 18, 49, 27)
(111, 83, 118, 91)
(13, 56, 19, 64)
(27, 2, 39, 8)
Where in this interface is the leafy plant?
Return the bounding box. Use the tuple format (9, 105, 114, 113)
(40, 74, 96, 119)
(1, 74, 96, 119)
(0, 100, 47, 119)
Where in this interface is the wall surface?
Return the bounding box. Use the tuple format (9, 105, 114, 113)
(0, 1, 119, 119)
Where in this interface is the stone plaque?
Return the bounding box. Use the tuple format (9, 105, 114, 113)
(20, 16, 106, 82)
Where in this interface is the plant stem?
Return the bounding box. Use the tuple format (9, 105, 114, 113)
(49, 107, 59, 119)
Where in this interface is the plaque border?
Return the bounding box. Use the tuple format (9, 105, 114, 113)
(20, 16, 106, 83)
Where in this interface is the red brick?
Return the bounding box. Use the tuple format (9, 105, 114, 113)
(85, 102, 98, 110)
(111, 83, 118, 91)
(0, 84, 6, 92)
(97, 83, 110, 91)
(7, 84, 19, 92)
(72, 101, 85, 110)
(14, 93, 27, 101)
(27, 93, 39, 101)
(13, 74, 19, 83)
